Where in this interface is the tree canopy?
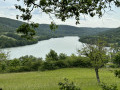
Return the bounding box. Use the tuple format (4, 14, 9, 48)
(4, 0, 120, 38)
(15, 0, 120, 23)
(79, 40, 108, 83)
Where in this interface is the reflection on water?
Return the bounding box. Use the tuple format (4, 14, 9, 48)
(3, 36, 84, 59)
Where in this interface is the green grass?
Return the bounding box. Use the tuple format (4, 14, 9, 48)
(0, 68, 120, 90)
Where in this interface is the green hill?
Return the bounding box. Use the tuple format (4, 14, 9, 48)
(80, 27, 120, 46)
(0, 17, 112, 48)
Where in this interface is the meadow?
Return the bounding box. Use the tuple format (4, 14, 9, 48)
(0, 68, 119, 90)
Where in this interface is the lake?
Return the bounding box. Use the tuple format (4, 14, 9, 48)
(3, 36, 84, 60)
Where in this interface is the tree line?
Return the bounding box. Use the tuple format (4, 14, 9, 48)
(80, 27, 120, 47)
(0, 50, 91, 73)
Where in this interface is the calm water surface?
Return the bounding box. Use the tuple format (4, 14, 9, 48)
(3, 36, 84, 59)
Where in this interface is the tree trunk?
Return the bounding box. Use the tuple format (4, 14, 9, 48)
(95, 68, 100, 83)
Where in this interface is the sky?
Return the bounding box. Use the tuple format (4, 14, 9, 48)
(0, 0, 120, 28)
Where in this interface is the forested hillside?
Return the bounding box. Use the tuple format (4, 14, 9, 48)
(80, 27, 120, 46)
(0, 17, 111, 48)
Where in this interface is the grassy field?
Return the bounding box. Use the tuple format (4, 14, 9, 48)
(0, 68, 120, 90)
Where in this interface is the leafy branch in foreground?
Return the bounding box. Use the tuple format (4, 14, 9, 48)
(15, 0, 120, 24)
(16, 23, 39, 39)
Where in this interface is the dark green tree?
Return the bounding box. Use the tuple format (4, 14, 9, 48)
(113, 52, 120, 66)
(46, 49, 58, 61)
(10, 59, 20, 68)
(59, 53, 67, 60)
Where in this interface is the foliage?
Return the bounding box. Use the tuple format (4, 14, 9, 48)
(79, 39, 108, 83)
(41, 54, 91, 71)
(46, 49, 58, 61)
(40, 61, 59, 71)
(65, 55, 91, 68)
(15, 0, 120, 23)
(0, 33, 38, 48)
(0, 50, 91, 73)
(0, 51, 8, 61)
(113, 52, 120, 66)
(0, 51, 8, 72)
(80, 27, 120, 47)
(58, 78, 80, 90)
(0, 55, 43, 73)
(79, 40, 108, 68)
(58, 53, 67, 60)
(114, 70, 120, 78)
(49, 22, 58, 31)
(16, 23, 38, 39)
(100, 82, 118, 90)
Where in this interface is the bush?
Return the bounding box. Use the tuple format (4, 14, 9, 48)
(41, 55, 91, 71)
(58, 53, 67, 60)
(8, 66, 32, 72)
(31, 61, 43, 71)
(114, 70, 120, 78)
(18, 66, 31, 72)
(8, 66, 21, 72)
(40, 61, 58, 70)
(100, 82, 118, 90)
(54, 60, 68, 68)
(65, 56, 91, 68)
(113, 52, 120, 67)
(46, 49, 58, 61)
(58, 78, 81, 90)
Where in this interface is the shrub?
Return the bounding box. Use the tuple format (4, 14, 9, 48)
(54, 60, 68, 68)
(0, 61, 7, 71)
(113, 52, 120, 67)
(114, 70, 120, 78)
(31, 61, 42, 71)
(8, 66, 21, 72)
(100, 82, 118, 90)
(46, 49, 58, 61)
(41, 61, 58, 70)
(58, 78, 81, 90)
(58, 53, 67, 60)
(65, 56, 91, 68)
(9, 59, 21, 67)
(18, 66, 31, 72)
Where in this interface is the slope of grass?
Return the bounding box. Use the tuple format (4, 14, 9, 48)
(0, 68, 119, 90)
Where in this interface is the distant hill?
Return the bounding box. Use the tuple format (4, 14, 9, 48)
(0, 17, 111, 36)
(80, 27, 120, 46)
(36, 24, 112, 37)
(0, 17, 112, 48)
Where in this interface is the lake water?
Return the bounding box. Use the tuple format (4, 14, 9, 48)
(3, 36, 84, 60)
